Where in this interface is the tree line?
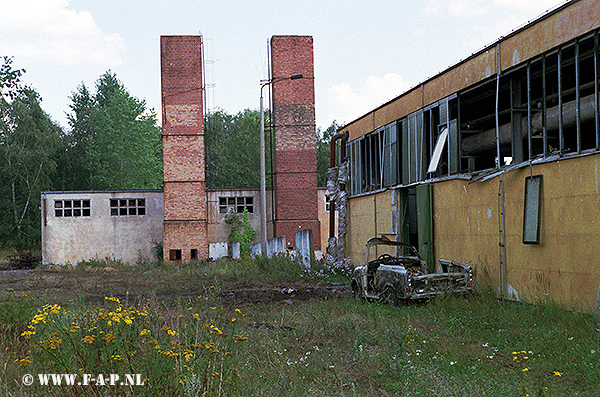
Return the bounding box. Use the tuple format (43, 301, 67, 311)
(0, 56, 337, 251)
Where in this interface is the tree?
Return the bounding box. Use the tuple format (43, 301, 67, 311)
(316, 121, 341, 187)
(204, 109, 271, 189)
(66, 72, 162, 191)
(205, 110, 338, 189)
(0, 57, 62, 248)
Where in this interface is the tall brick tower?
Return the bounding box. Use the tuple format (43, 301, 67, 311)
(270, 36, 321, 250)
(160, 36, 208, 261)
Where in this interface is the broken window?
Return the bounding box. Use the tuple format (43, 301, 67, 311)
(110, 198, 146, 216)
(170, 249, 182, 261)
(54, 199, 91, 217)
(382, 122, 398, 187)
(219, 196, 254, 214)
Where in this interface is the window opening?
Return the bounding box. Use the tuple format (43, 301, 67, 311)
(427, 127, 449, 174)
(54, 199, 91, 217)
(110, 198, 146, 216)
(190, 249, 198, 260)
(170, 249, 182, 261)
(219, 196, 254, 214)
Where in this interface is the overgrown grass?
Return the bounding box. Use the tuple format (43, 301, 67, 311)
(0, 257, 599, 396)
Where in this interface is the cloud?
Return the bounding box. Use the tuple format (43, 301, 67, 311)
(447, 0, 488, 17)
(492, 0, 566, 12)
(326, 73, 412, 126)
(0, 0, 124, 67)
(422, 0, 488, 17)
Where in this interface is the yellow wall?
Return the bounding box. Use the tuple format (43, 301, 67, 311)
(347, 190, 397, 262)
(432, 154, 600, 312)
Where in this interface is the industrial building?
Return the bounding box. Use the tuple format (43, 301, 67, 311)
(331, 0, 600, 312)
(41, 35, 324, 265)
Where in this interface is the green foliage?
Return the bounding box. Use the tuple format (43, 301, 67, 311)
(0, 56, 25, 100)
(0, 84, 62, 249)
(0, 60, 163, 249)
(205, 109, 339, 189)
(3, 261, 600, 395)
(205, 109, 268, 189)
(316, 120, 341, 187)
(64, 71, 162, 190)
(224, 209, 257, 257)
(15, 296, 244, 395)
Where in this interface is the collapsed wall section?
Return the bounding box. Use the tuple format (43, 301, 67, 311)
(270, 36, 321, 250)
(160, 36, 208, 261)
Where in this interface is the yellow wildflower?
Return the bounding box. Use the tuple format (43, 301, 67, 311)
(554, 371, 562, 377)
(18, 357, 33, 367)
(522, 367, 530, 372)
(104, 333, 116, 343)
(192, 313, 199, 320)
(140, 329, 150, 336)
(105, 297, 120, 304)
(82, 335, 96, 344)
(21, 330, 36, 339)
(234, 308, 241, 314)
(32, 314, 47, 325)
(111, 354, 123, 362)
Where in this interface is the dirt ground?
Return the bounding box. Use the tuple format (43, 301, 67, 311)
(0, 267, 350, 308)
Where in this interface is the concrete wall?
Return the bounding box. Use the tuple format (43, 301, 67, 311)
(206, 188, 264, 246)
(41, 191, 163, 265)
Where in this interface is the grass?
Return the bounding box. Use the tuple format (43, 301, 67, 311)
(0, 256, 598, 396)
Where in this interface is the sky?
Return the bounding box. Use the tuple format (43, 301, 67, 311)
(0, 0, 568, 132)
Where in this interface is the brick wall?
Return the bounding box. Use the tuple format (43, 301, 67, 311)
(161, 36, 208, 261)
(270, 36, 321, 250)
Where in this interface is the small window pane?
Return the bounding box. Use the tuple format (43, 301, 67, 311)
(120, 208, 127, 216)
(55, 209, 63, 217)
(73, 200, 81, 208)
(55, 201, 63, 208)
(83, 208, 91, 216)
(73, 209, 81, 217)
(137, 207, 145, 215)
(110, 199, 118, 207)
(111, 208, 118, 216)
(119, 199, 127, 207)
(129, 207, 137, 215)
(64, 200, 72, 208)
(137, 199, 145, 207)
(82, 200, 90, 208)
(64, 209, 72, 217)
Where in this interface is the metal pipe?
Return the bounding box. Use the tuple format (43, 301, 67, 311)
(259, 74, 304, 254)
(329, 133, 347, 239)
(461, 93, 597, 155)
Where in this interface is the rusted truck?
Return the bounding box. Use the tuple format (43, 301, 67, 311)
(351, 237, 473, 305)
